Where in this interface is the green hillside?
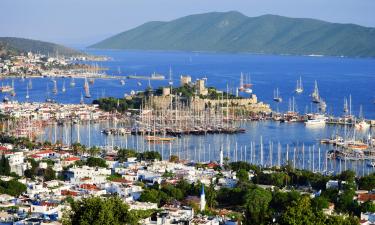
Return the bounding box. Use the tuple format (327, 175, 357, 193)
(0, 37, 85, 57)
(90, 11, 375, 57)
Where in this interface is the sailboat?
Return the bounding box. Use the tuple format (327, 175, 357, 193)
(52, 79, 58, 95)
(243, 74, 252, 94)
(118, 67, 125, 85)
(25, 86, 30, 100)
(243, 74, 252, 88)
(10, 80, 16, 97)
(343, 98, 349, 113)
(28, 79, 32, 90)
(355, 105, 370, 130)
(239, 72, 244, 91)
(45, 84, 54, 103)
(84, 77, 91, 98)
(311, 80, 320, 103)
(319, 99, 327, 113)
(295, 76, 303, 93)
(62, 80, 66, 93)
(273, 88, 282, 102)
(80, 93, 84, 104)
(168, 66, 173, 86)
(70, 77, 76, 87)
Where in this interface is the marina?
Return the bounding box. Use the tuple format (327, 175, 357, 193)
(1, 50, 375, 176)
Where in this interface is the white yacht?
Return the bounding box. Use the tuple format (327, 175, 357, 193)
(305, 114, 326, 126)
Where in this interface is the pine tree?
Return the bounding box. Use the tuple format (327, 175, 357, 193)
(0, 154, 11, 175)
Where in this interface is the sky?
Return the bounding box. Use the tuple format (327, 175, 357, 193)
(1, 0, 375, 47)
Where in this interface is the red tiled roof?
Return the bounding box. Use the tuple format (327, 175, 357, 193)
(111, 178, 132, 184)
(358, 193, 375, 202)
(63, 157, 80, 162)
(0, 146, 9, 151)
(36, 150, 55, 155)
(206, 162, 218, 168)
(80, 184, 99, 191)
(31, 154, 42, 159)
(61, 190, 78, 196)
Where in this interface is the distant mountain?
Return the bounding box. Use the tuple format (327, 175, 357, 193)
(90, 11, 375, 57)
(0, 37, 85, 57)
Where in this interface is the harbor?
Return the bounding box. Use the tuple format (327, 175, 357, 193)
(1, 50, 375, 177)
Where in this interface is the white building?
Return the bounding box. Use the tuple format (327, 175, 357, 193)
(68, 166, 111, 184)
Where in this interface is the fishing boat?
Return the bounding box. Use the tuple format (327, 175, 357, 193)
(273, 88, 282, 102)
(62, 80, 66, 93)
(84, 77, 91, 98)
(311, 80, 320, 103)
(295, 76, 303, 93)
(137, 82, 142, 86)
(70, 77, 76, 87)
(305, 114, 326, 126)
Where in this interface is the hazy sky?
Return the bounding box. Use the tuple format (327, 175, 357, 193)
(1, 0, 375, 46)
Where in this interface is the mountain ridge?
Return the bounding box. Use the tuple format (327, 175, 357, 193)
(90, 11, 375, 57)
(0, 37, 85, 57)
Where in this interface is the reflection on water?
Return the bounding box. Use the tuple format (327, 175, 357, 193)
(38, 120, 374, 176)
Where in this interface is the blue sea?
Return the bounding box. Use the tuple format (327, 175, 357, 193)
(2, 50, 375, 118)
(2, 50, 375, 175)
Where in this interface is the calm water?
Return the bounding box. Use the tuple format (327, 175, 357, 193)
(3, 50, 375, 175)
(2, 50, 375, 117)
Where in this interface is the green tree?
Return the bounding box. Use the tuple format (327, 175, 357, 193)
(0, 179, 26, 196)
(360, 201, 375, 213)
(206, 179, 217, 209)
(43, 167, 56, 181)
(86, 157, 107, 168)
(279, 196, 326, 225)
(237, 169, 249, 183)
(243, 186, 272, 225)
(88, 146, 101, 157)
(311, 196, 329, 211)
(63, 196, 135, 225)
(139, 188, 168, 206)
(138, 151, 161, 161)
(0, 154, 11, 175)
(169, 155, 179, 163)
(117, 149, 137, 162)
(358, 174, 375, 190)
(338, 170, 356, 183)
(72, 143, 86, 155)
